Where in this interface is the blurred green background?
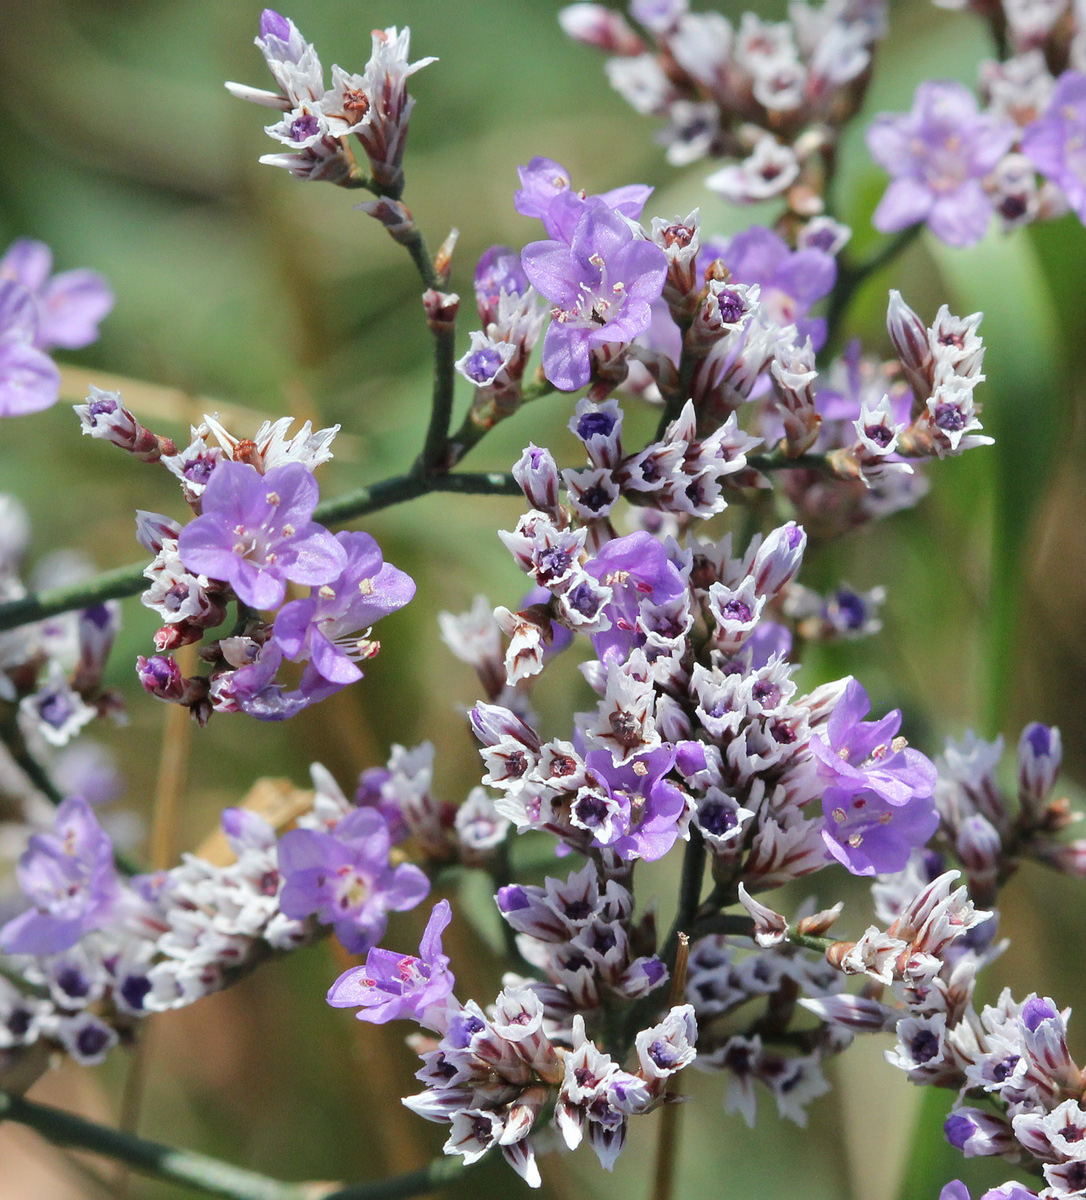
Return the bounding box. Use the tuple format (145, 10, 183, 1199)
(0, 0, 1084, 1197)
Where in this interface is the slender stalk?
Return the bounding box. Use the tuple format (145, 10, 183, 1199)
(0, 710, 141, 874)
(654, 331, 698, 442)
(824, 224, 923, 346)
(0, 711, 65, 806)
(650, 934, 691, 1200)
(661, 829, 706, 968)
(0, 471, 523, 635)
(0, 1090, 467, 1200)
(691, 911, 835, 956)
(418, 324, 458, 474)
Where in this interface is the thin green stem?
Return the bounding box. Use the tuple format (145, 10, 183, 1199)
(418, 324, 458, 474)
(825, 224, 923, 346)
(654, 331, 697, 442)
(0, 471, 523, 634)
(0, 712, 65, 806)
(691, 911, 835, 956)
(400, 227, 439, 292)
(0, 712, 140, 873)
(0, 1090, 467, 1200)
(445, 374, 557, 470)
(663, 830, 705, 966)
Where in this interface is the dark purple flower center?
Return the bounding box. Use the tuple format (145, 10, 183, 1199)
(56, 965, 91, 999)
(933, 403, 966, 432)
(76, 1023, 111, 1058)
(7, 1008, 32, 1037)
(291, 114, 320, 141)
(864, 423, 894, 448)
(716, 289, 745, 324)
(910, 1029, 941, 1063)
(536, 547, 571, 581)
(699, 800, 737, 836)
(88, 398, 118, 420)
(649, 1038, 680, 1068)
(37, 691, 74, 729)
(120, 974, 152, 1011)
(751, 681, 781, 708)
(577, 411, 617, 440)
(721, 599, 752, 623)
(580, 485, 612, 512)
(183, 456, 216, 485)
(832, 590, 866, 630)
(464, 348, 503, 384)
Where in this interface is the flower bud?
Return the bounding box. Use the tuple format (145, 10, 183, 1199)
(1018, 722, 1062, 811)
(944, 1107, 1017, 1157)
(511, 444, 561, 515)
(558, 4, 645, 54)
(887, 291, 933, 401)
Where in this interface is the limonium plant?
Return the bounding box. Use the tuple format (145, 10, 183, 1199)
(0, 3, 1081, 1199)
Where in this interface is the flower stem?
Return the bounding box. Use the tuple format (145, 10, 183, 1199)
(0, 471, 522, 634)
(0, 1089, 467, 1200)
(825, 224, 923, 346)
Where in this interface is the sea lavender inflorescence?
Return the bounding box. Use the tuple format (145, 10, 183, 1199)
(0, 3, 1082, 1198)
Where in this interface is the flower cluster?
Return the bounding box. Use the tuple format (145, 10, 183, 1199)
(868, 46, 1086, 243)
(89, 409, 418, 722)
(0, 752, 492, 1071)
(226, 10, 435, 192)
(1, 4, 1084, 1200)
(0, 493, 121, 753)
(0, 239, 112, 418)
(328, 898, 697, 1185)
(560, 0, 885, 212)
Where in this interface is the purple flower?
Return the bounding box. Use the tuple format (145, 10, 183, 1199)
(273, 530, 415, 701)
(514, 156, 652, 243)
(578, 745, 687, 861)
(0, 797, 120, 955)
(178, 460, 346, 610)
(474, 245, 531, 324)
(1021, 72, 1086, 224)
(277, 807, 430, 953)
(521, 204, 667, 391)
(0, 282, 60, 417)
(584, 531, 688, 664)
(0, 238, 113, 351)
(866, 81, 1015, 247)
(811, 679, 937, 808)
(326, 899, 455, 1029)
(700, 227, 836, 349)
(821, 784, 939, 876)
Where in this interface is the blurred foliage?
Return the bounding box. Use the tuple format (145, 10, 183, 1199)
(0, 1, 1084, 1198)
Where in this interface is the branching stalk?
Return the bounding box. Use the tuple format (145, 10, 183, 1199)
(0, 1090, 466, 1200)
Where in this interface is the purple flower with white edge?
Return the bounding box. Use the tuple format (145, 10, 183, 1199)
(522, 204, 667, 391)
(273, 529, 415, 700)
(578, 745, 688, 861)
(454, 331, 515, 386)
(584, 530, 688, 664)
(1021, 72, 1086, 224)
(326, 899, 456, 1030)
(0, 238, 113, 351)
(277, 806, 430, 953)
(474, 244, 531, 325)
(178, 460, 346, 611)
(811, 678, 937, 808)
(1, 796, 121, 955)
(866, 81, 1015, 247)
(821, 784, 939, 876)
(514, 156, 653, 243)
(699, 227, 836, 350)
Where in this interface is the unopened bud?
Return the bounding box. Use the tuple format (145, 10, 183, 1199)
(512, 443, 561, 515)
(558, 3, 645, 54)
